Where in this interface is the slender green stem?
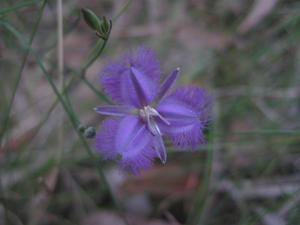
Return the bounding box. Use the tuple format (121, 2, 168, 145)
(82, 34, 109, 72)
(0, 0, 47, 144)
(186, 143, 215, 225)
(64, 67, 112, 104)
(57, 0, 64, 92)
(112, 0, 135, 22)
(81, 77, 112, 104)
(187, 102, 219, 225)
(57, 0, 64, 163)
(233, 129, 300, 135)
(0, 172, 8, 224)
(59, 41, 110, 105)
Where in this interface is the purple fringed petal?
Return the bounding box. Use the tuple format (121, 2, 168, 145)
(94, 116, 156, 174)
(120, 148, 156, 175)
(100, 46, 161, 107)
(95, 118, 119, 160)
(156, 86, 212, 150)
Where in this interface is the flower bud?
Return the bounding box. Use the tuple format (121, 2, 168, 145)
(95, 16, 112, 41)
(81, 8, 102, 32)
(81, 9, 112, 41)
(84, 126, 96, 138)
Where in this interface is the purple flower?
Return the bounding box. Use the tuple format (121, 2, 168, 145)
(94, 46, 212, 174)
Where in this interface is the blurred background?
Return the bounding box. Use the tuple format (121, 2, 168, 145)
(1, 0, 300, 224)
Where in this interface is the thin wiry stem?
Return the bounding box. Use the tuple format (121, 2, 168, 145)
(57, 0, 64, 163)
(186, 81, 221, 225)
(0, 0, 47, 145)
(57, 0, 64, 93)
(0, 171, 8, 224)
(82, 32, 109, 72)
(81, 76, 112, 104)
(112, 0, 135, 22)
(186, 117, 216, 225)
(195, 101, 220, 225)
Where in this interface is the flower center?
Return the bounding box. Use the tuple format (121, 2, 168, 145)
(139, 106, 170, 136)
(139, 106, 170, 125)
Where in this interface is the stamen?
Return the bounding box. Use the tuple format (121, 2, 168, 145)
(146, 113, 158, 135)
(146, 106, 170, 125)
(155, 112, 170, 125)
(140, 105, 170, 136)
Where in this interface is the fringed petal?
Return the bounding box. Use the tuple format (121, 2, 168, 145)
(100, 46, 161, 107)
(120, 148, 156, 175)
(94, 116, 156, 174)
(156, 86, 212, 150)
(94, 118, 120, 159)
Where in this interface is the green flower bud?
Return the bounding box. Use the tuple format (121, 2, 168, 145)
(84, 126, 96, 138)
(81, 9, 112, 41)
(81, 8, 101, 32)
